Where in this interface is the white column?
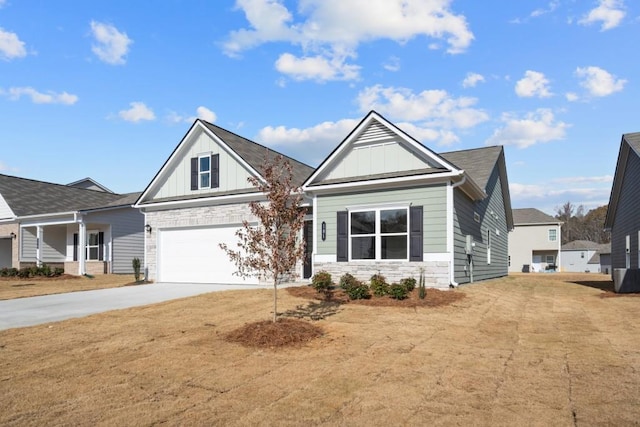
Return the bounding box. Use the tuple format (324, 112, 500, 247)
(78, 221, 86, 275)
(36, 226, 43, 267)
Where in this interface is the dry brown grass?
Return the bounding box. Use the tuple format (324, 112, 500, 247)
(0, 274, 139, 300)
(1, 272, 639, 426)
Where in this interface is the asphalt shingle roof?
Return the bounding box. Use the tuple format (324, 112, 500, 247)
(0, 174, 134, 217)
(561, 240, 609, 251)
(200, 121, 314, 187)
(439, 146, 503, 191)
(512, 208, 560, 225)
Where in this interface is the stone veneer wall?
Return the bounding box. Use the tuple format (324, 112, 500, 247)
(0, 223, 19, 269)
(313, 260, 451, 290)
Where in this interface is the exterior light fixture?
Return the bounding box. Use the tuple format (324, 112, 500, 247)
(9, 232, 16, 239)
(145, 224, 152, 234)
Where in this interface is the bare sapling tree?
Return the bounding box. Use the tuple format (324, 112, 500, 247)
(220, 154, 306, 322)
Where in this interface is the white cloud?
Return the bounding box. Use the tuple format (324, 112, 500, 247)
(357, 84, 489, 130)
(167, 106, 217, 124)
(486, 109, 569, 148)
(257, 118, 359, 148)
(575, 66, 626, 97)
(0, 27, 27, 60)
(224, 0, 474, 81)
(118, 102, 155, 122)
(275, 52, 360, 81)
(90, 21, 132, 65)
(530, 1, 560, 18)
(552, 175, 613, 184)
(3, 87, 78, 104)
(383, 56, 400, 72)
(565, 92, 579, 102)
(515, 70, 552, 98)
(510, 181, 611, 214)
(579, 0, 626, 31)
(462, 72, 485, 88)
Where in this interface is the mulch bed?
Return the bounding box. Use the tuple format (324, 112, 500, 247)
(224, 318, 324, 349)
(599, 291, 640, 298)
(286, 285, 466, 308)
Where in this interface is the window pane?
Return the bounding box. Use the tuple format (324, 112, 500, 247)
(88, 247, 98, 260)
(380, 209, 407, 233)
(382, 236, 407, 259)
(200, 172, 210, 188)
(352, 236, 375, 259)
(199, 156, 210, 172)
(87, 233, 99, 245)
(351, 211, 375, 234)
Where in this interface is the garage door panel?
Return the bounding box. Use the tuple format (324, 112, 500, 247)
(158, 226, 259, 284)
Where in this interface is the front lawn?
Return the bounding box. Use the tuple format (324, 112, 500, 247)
(0, 274, 139, 300)
(1, 273, 638, 425)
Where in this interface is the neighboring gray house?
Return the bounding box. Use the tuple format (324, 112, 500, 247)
(508, 208, 562, 273)
(0, 174, 144, 275)
(604, 132, 640, 291)
(136, 111, 513, 288)
(561, 240, 607, 273)
(587, 243, 611, 275)
(303, 111, 513, 288)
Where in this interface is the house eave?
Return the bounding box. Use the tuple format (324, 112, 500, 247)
(135, 191, 266, 211)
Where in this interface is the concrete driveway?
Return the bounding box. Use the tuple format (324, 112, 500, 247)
(0, 282, 261, 331)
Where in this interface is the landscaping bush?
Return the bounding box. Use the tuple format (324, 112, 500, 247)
(370, 273, 389, 297)
(339, 273, 359, 291)
(345, 281, 370, 300)
(389, 283, 409, 300)
(0, 267, 18, 277)
(132, 257, 141, 282)
(400, 277, 416, 292)
(311, 270, 332, 293)
(418, 269, 426, 300)
(9, 265, 63, 279)
(53, 267, 64, 276)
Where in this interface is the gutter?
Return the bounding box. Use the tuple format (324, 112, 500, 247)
(449, 172, 467, 288)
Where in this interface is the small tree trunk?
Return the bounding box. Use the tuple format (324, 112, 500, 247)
(273, 280, 278, 323)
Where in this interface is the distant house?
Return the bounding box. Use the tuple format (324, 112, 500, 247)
(0, 174, 143, 275)
(604, 132, 640, 291)
(561, 240, 609, 273)
(508, 208, 562, 273)
(587, 243, 611, 275)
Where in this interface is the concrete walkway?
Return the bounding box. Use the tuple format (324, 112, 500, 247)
(0, 282, 262, 331)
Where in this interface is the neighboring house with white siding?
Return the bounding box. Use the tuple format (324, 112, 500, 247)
(560, 240, 608, 273)
(0, 174, 143, 275)
(604, 132, 640, 292)
(508, 208, 562, 273)
(137, 111, 513, 288)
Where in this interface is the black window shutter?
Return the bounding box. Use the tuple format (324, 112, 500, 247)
(410, 206, 423, 261)
(98, 232, 105, 261)
(190, 157, 198, 190)
(211, 154, 219, 188)
(337, 211, 348, 262)
(73, 233, 78, 261)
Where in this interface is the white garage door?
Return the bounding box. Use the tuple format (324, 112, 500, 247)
(158, 226, 259, 284)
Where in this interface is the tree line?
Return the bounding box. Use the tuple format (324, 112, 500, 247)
(554, 202, 610, 245)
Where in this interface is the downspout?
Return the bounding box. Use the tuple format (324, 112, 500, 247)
(449, 173, 466, 288)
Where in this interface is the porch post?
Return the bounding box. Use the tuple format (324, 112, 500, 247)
(36, 226, 43, 267)
(78, 221, 86, 276)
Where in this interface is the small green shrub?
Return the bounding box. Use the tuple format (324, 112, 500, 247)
(132, 257, 141, 282)
(339, 273, 359, 291)
(17, 268, 31, 278)
(346, 281, 370, 300)
(41, 264, 52, 277)
(311, 270, 332, 292)
(370, 273, 389, 297)
(400, 277, 416, 292)
(389, 283, 409, 300)
(418, 269, 426, 300)
(53, 267, 64, 276)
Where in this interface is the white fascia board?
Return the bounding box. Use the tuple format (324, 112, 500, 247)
(17, 211, 77, 221)
(136, 191, 266, 212)
(303, 170, 462, 194)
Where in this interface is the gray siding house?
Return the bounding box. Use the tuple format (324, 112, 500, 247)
(303, 111, 513, 288)
(136, 111, 512, 288)
(509, 208, 563, 273)
(604, 132, 640, 291)
(560, 240, 607, 273)
(0, 174, 143, 274)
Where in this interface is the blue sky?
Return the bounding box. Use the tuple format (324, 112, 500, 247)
(0, 0, 637, 215)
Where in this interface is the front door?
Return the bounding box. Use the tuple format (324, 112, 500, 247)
(303, 220, 313, 279)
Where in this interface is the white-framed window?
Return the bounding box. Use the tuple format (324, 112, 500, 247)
(474, 212, 480, 223)
(548, 229, 557, 242)
(626, 235, 631, 268)
(486, 229, 491, 264)
(546, 255, 554, 264)
(86, 230, 100, 261)
(350, 207, 408, 261)
(199, 155, 211, 189)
